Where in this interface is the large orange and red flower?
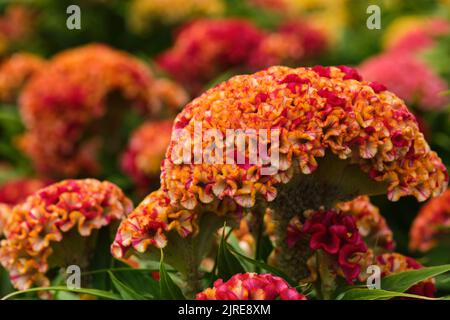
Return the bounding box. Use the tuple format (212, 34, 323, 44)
(0, 179, 133, 290)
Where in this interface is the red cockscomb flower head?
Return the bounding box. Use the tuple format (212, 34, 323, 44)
(336, 195, 395, 251)
(249, 21, 327, 70)
(121, 120, 173, 188)
(196, 273, 306, 300)
(358, 51, 448, 111)
(0, 178, 52, 206)
(0, 179, 133, 290)
(0, 53, 45, 102)
(410, 189, 450, 252)
(376, 253, 436, 298)
(156, 19, 265, 94)
(18, 44, 162, 177)
(300, 208, 368, 283)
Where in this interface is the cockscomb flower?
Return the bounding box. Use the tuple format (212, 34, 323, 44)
(128, 0, 224, 33)
(18, 44, 172, 177)
(0, 203, 11, 236)
(383, 16, 450, 53)
(410, 189, 450, 252)
(121, 120, 173, 189)
(358, 51, 449, 111)
(0, 178, 52, 205)
(336, 196, 395, 251)
(0, 179, 133, 290)
(376, 253, 436, 298)
(0, 5, 36, 55)
(113, 65, 447, 289)
(249, 21, 328, 70)
(0, 53, 45, 103)
(196, 273, 306, 300)
(156, 19, 265, 94)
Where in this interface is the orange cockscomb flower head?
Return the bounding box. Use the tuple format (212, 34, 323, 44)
(196, 273, 307, 300)
(376, 253, 436, 298)
(0, 53, 45, 103)
(0, 179, 133, 290)
(113, 65, 447, 285)
(410, 189, 450, 252)
(19, 44, 162, 177)
(121, 120, 173, 189)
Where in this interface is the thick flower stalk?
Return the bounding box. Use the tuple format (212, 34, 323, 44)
(376, 253, 436, 298)
(0, 179, 133, 290)
(0, 53, 45, 103)
(358, 51, 449, 111)
(156, 19, 265, 94)
(410, 189, 450, 252)
(18, 44, 178, 177)
(196, 273, 307, 300)
(113, 65, 447, 292)
(128, 0, 224, 33)
(121, 120, 173, 189)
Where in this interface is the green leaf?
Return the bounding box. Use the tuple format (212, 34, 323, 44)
(338, 288, 439, 300)
(216, 227, 245, 280)
(382, 264, 450, 293)
(1, 286, 120, 300)
(159, 250, 185, 300)
(108, 271, 147, 300)
(226, 244, 297, 287)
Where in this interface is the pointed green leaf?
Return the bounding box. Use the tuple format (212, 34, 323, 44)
(338, 288, 439, 300)
(108, 271, 147, 300)
(1, 286, 120, 300)
(216, 228, 245, 280)
(159, 250, 185, 300)
(382, 264, 450, 293)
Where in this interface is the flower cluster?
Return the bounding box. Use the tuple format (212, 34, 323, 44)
(196, 273, 306, 300)
(0, 179, 133, 290)
(18, 44, 165, 177)
(156, 19, 265, 94)
(301, 209, 368, 283)
(358, 51, 449, 111)
(163, 65, 447, 213)
(121, 120, 174, 188)
(0, 53, 45, 103)
(156, 19, 327, 94)
(376, 253, 436, 298)
(336, 196, 395, 251)
(410, 189, 450, 252)
(128, 0, 224, 33)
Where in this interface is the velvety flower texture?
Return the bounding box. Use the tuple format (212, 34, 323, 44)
(196, 273, 306, 300)
(301, 209, 368, 283)
(19, 44, 169, 177)
(121, 120, 173, 188)
(0, 53, 45, 102)
(0, 203, 11, 236)
(358, 51, 449, 111)
(410, 189, 450, 252)
(376, 253, 436, 298)
(0, 179, 133, 290)
(112, 65, 448, 258)
(336, 195, 395, 251)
